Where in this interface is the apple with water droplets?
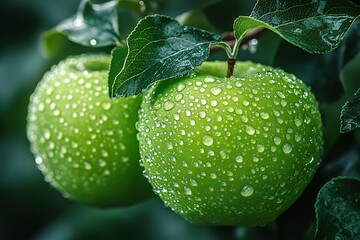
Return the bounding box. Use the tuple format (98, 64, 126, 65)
(27, 54, 152, 207)
(137, 61, 323, 226)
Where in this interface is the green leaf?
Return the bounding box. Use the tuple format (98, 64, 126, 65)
(108, 45, 128, 96)
(340, 88, 360, 133)
(109, 15, 221, 98)
(45, 0, 122, 48)
(234, 0, 360, 54)
(314, 176, 360, 240)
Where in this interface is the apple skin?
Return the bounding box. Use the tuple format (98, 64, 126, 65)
(27, 54, 153, 207)
(137, 61, 323, 226)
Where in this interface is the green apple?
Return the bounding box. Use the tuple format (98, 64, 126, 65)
(137, 61, 323, 226)
(27, 54, 152, 207)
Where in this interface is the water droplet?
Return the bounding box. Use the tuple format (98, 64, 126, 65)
(44, 129, 51, 140)
(202, 135, 214, 146)
(282, 143, 293, 154)
(177, 83, 185, 92)
(199, 111, 206, 118)
(242, 100, 250, 106)
(53, 110, 61, 116)
(102, 102, 111, 110)
(38, 103, 45, 112)
(204, 77, 215, 83)
(294, 28, 302, 34)
(184, 186, 192, 195)
(164, 101, 175, 111)
(166, 141, 173, 149)
(227, 107, 234, 113)
(210, 173, 217, 179)
(174, 93, 183, 102)
(98, 159, 107, 167)
(210, 86, 222, 96)
(84, 162, 92, 170)
(74, 17, 83, 27)
(173, 113, 180, 120)
(257, 144, 265, 153)
(35, 156, 43, 165)
(220, 151, 227, 159)
(306, 156, 315, 166)
(277, 91, 286, 99)
(281, 100, 287, 107)
(210, 100, 218, 107)
(246, 125, 255, 135)
(241, 185, 254, 197)
(190, 179, 198, 186)
(273, 136, 281, 145)
(235, 108, 243, 115)
(248, 39, 258, 53)
(72, 141, 78, 148)
(260, 112, 269, 119)
(294, 117, 303, 127)
(236, 155, 243, 163)
(90, 39, 97, 46)
(241, 115, 248, 123)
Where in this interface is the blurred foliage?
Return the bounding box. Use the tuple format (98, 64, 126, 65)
(0, 0, 359, 239)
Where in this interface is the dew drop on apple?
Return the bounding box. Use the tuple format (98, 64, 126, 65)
(273, 136, 281, 145)
(210, 100, 218, 107)
(204, 77, 215, 83)
(210, 173, 217, 179)
(177, 83, 185, 92)
(236, 155, 243, 163)
(98, 159, 107, 167)
(242, 100, 250, 106)
(241, 116, 248, 123)
(241, 185, 254, 197)
(101, 149, 109, 158)
(257, 144, 265, 153)
(101, 102, 111, 110)
(166, 141, 174, 149)
(53, 109, 61, 116)
(210, 86, 222, 96)
(281, 100, 287, 107)
(164, 101, 175, 111)
(174, 93, 183, 102)
(35, 156, 43, 165)
(44, 129, 51, 140)
(190, 179, 198, 186)
(294, 116, 303, 126)
(199, 111, 206, 118)
(84, 162, 92, 170)
(184, 186, 192, 195)
(246, 125, 255, 135)
(202, 135, 214, 146)
(260, 112, 269, 119)
(282, 143, 293, 154)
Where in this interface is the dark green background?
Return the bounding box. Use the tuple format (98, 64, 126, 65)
(1, 0, 359, 239)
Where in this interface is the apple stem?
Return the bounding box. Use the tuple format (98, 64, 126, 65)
(227, 58, 236, 78)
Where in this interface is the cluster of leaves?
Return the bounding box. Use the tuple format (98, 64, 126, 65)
(42, 0, 360, 239)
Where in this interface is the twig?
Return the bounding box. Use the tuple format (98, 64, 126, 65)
(211, 28, 266, 53)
